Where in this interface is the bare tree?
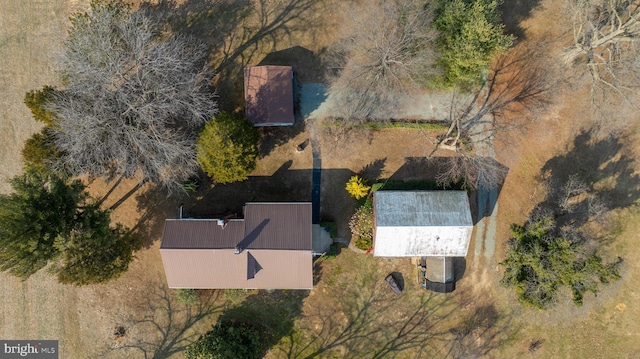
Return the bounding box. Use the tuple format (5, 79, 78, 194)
(563, 0, 640, 103)
(325, 0, 439, 121)
(431, 42, 558, 155)
(52, 1, 217, 192)
(435, 154, 509, 190)
(427, 42, 558, 189)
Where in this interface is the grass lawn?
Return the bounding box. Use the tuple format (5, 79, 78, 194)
(0, 0, 639, 358)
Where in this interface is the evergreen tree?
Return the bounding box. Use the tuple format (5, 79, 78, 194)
(0, 167, 140, 284)
(196, 112, 259, 184)
(434, 0, 513, 89)
(0, 168, 83, 278)
(501, 218, 621, 309)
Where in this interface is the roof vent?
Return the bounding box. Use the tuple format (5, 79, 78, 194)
(234, 245, 242, 254)
(217, 219, 228, 229)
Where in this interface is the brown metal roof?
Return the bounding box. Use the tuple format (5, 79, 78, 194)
(159, 202, 313, 289)
(160, 219, 244, 249)
(242, 203, 312, 250)
(160, 249, 313, 289)
(244, 66, 295, 126)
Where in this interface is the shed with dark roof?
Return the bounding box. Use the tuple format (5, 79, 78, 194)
(160, 202, 313, 289)
(244, 66, 295, 126)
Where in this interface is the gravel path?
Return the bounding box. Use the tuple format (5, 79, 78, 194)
(471, 121, 499, 267)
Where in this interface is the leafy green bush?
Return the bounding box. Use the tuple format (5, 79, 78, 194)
(186, 320, 263, 359)
(355, 236, 372, 251)
(349, 202, 373, 251)
(22, 128, 61, 173)
(320, 221, 338, 239)
(176, 288, 199, 305)
(322, 243, 340, 261)
(24, 85, 58, 125)
(197, 112, 259, 184)
(224, 289, 248, 303)
(181, 179, 199, 193)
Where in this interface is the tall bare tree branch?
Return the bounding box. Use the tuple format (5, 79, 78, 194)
(52, 1, 217, 192)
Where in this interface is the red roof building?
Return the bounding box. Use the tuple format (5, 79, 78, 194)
(244, 66, 295, 126)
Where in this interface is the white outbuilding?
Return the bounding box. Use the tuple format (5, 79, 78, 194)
(373, 191, 473, 257)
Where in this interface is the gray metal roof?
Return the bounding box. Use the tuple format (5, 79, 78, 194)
(373, 191, 473, 257)
(375, 191, 472, 227)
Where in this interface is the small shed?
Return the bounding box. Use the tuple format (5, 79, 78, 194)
(373, 191, 473, 257)
(244, 65, 295, 126)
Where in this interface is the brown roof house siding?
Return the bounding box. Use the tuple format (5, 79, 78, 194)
(244, 66, 295, 126)
(160, 203, 313, 289)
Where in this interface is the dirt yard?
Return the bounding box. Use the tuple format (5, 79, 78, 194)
(1, 0, 640, 358)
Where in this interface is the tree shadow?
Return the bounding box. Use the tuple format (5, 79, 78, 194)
(275, 256, 455, 358)
(272, 252, 517, 358)
(500, 0, 543, 41)
(140, 0, 326, 112)
(389, 157, 447, 182)
(213, 0, 326, 113)
(133, 161, 357, 246)
(358, 158, 387, 184)
(131, 183, 183, 248)
(259, 46, 326, 83)
(216, 289, 309, 357)
(258, 114, 307, 158)
(445, 302, 520, 358)
(184, 160, 311, 218)
(102, 282, 226, 359)
(139, 0, 252, 55)
(537, 130, 640, 230)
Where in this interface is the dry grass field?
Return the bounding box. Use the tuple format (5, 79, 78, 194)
(1, 0, 639, 358)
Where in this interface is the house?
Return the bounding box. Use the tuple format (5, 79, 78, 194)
(372, 191, 473, 257)
(160, 202, 313, 289)
(244, 65, 295, 126)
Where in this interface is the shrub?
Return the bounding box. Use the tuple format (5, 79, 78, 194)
(176, 288, 199, 305)
(224, 289, 248, 303)
(349, 203, 373, 250)
(196, 112, 259, 184)
(345, 175, 371, 199)
(22, 128, 61, 173)
(24, 85, 58, 125)
(320, 221, 338, 239)
(186, 320, 263, 359)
